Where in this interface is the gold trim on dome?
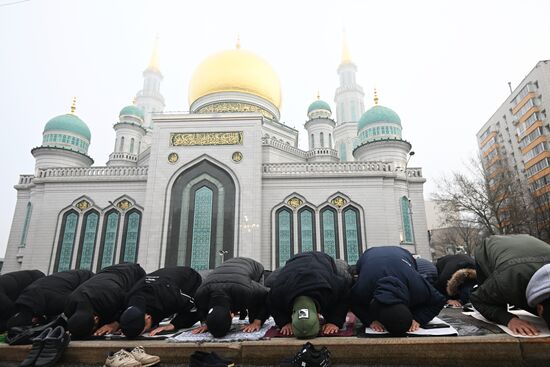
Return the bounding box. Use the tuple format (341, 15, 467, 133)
(232, 151, 243, 163)
(168, 152, 179, 163)
(197, 102, 274, 120)
(170, 132, 243, 146)
(117, 199, 132, 211)
(331, 196, 347, 208)
(76, 199, 90, 211)
(287, 197, 303, 208)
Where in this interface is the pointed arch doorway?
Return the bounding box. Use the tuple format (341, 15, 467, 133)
(166, 160, 236, 269)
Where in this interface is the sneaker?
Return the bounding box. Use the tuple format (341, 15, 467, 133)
(34, 326, 71, 367)
(189, 351, 235, 367)
(280, 342, 331, 367)
(129, 346, 161, 367)
(104, 349, 141, 367)
(18, 327, 52, 367)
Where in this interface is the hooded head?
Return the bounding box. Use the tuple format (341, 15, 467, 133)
(206, 293, 231, 338)
(6, 307, 33, 329)
(370, 299, 412, 336)
(120, 306, 145, 338)
(67, 302, 96, 338)
(526, 264, 550, 308)
(447, 268, 477, 303)
(291, 296, 320, 339)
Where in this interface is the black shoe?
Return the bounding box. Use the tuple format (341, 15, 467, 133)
(19, 327, 52, 367)
(34, 326, 71, 367)
(280, 342, 331, 367)
(190, 351, 235, 367)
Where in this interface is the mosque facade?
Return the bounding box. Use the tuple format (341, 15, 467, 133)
(2, 39, 429, 274)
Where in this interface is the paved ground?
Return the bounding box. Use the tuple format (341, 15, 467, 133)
(1, 309, 550, 366)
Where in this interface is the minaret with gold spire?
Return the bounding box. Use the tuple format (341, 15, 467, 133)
(134, 35, 165, 129)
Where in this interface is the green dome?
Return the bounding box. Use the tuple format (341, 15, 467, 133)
(308, 100, 331, 114)
(358, 105, 401, 131)
(119, 105, 144, 120)
(44, 114, 91, 140)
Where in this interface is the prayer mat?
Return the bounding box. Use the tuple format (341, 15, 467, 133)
(464, 309, 550, 338)
(167, 317, 276, 343)
(264, 312, 357, 338)
(359, 317, 458, 337)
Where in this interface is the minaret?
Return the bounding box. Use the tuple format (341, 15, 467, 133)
(107, 101, 147, 167)
(334, 32, 365, 124)
(304, 92, 338, 163)
(135, 36, 165, 128)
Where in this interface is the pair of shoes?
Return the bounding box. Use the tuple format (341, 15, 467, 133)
(104, 347, 160, 367)
(9, 315, 67, 346)
(280, 342, 331, 367)
(19, 326, 71, 367)
(189, 351, 235, 367)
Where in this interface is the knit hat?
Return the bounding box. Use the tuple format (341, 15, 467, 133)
(120, 306, 145, 338)
(206, 293, 232, 338)
(371, 300, 412, 336)
(291, 296, 320, 339)
(67, 302, 95, 338)
(526, 264, 550, 307)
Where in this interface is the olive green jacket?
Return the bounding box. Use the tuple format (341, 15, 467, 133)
(470, 234, 550, 326)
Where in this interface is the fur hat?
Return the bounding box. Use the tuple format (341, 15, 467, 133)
(447, 268, 477, 297)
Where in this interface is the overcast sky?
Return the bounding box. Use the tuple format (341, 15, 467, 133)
(1, 0, 549, 257)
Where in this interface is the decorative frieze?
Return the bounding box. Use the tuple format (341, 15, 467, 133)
(197, 102, 274, 120)
(287, 197, 304, 208)
(170, 131, 243, 146)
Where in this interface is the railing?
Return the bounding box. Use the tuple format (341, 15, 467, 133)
(305, 148, 339, 159)
(36, 166, 148, 178)
(18, 175, 34, 185)
(262, 137, 307, 158)
(263, 161, 393, 175)
(108, 152, 139, 162)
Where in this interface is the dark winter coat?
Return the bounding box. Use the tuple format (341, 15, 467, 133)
(416, 258, 438, 285)
(125, 266, 202, 329)
(267, 252, 352, 328)
(434, 254, 475, 298)
(64, 263, 145, 326)
(0, 270, 45, 330)
(351, 246, 446, 326)
(194, 257, 268, 323)
(470, 234, 550, 326)
(16, 270, 94, 317)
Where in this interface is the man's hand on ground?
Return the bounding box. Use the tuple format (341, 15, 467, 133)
(408, 319, 420, 332)
(242, 319, 262, 333)
(446, 299, 462, 307)
(149, 323, 175, 336)
(191, 324, 209, 334)
(280, 323, 293, 336)
(507, 317, 539, 336)
(94, 321, 120, 336)
(369, 320, 385, 332)
(321, 323, 339, 335)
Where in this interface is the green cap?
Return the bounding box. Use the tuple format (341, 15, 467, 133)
(291, 296, 319, 339)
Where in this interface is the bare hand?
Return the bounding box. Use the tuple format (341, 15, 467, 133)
(191, 324, 209, 334)
(409, 320, 420, 332)
(507, 317, 539, 336)
(369, 320, 385, 332)
(94, 321, 120, 336)
(149, 323, 175, 336)
(447, 299, 462, 307)
(280, 323, 294, 336)
(321, 323, 339, 335)
(242, 319, 262, 333)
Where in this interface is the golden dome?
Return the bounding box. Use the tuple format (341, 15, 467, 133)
(188, 48, 282, 109)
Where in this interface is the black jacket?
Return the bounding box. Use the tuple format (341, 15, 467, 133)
(351, 246, 446, 326)
(0, 270, 44, 329)
(194, 257, 268, 323)
(64, 263, 145, 326)
(434, 254, 475, 298)
(125, 266, 202, 329)
(16, 270, 94, 316)
(471, 235, 550, 326)
(267, 252, 352, 328)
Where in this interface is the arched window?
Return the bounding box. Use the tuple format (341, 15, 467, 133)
(401, 196, 415, 243)
(120, 136, 125, 152)
(166, 160, 236, 269)
(320, 207, 339, 258)
(19, 202, 32, 247)
(320, 132, 325, 148)
(120, 209, 141, 264)
(298, 207, 315, 253)
(54, 210, 79, 272)
(276, 207, 293, 267)
(77, 210, 99, 270)
(343, 207, 361, 264)
(311, 134, 315, 149)
(98, 209, 120, 270)
(339, 143, 347, 162)
(328, 133, 332, 148)
(130, 138, 135, 154)
(138, 141, 141, 155)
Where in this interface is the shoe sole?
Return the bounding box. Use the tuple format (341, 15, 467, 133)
(140, 359, 161, 367)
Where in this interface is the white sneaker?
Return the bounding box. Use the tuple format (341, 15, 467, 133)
(130, 346, 161, 367)
(104, 349, 141, 367)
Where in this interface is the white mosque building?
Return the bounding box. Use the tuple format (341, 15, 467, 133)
(2, 38, 429, 274)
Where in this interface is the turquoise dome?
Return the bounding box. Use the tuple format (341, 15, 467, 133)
(119, 105, 144, 120)
(308, 100, 331, 114)
(358, 105, 401, 131)
(44, 114, 91, 141)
